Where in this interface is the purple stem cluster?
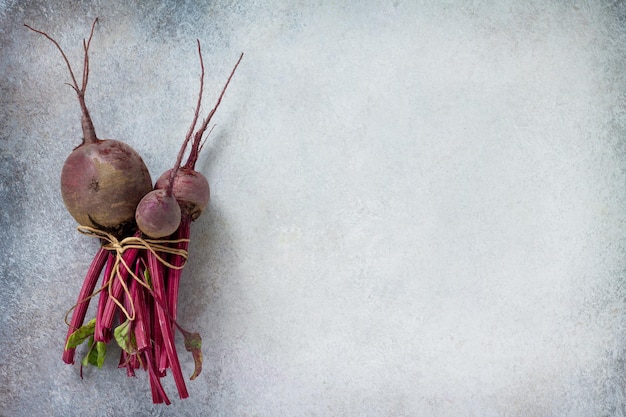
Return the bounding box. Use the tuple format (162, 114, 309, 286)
(60, 46, 242, 404)
(61, 229, 192, 404)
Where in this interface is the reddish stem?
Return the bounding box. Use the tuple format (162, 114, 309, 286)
(151, 296, 166, 377)
(62, 246, 108, 364)
(25, 18, 99, 144)
(132, 262, 151, 353)
(94, 236, 141, 342)
(94, 251, 115, 335)
(185, 52, 244, 170)
(145, 348, 171, 404)
(118, 259, 148, 376)
(120, 286, 136, 377)
(166, 216, 191, 330)
(166, 40, 205, 196)
(147, 251, 189, 399)
(158, 337, 169, 375)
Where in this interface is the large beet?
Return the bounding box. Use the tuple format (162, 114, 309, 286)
(61, 139, 152, 237)
(26, 20, 153, 237)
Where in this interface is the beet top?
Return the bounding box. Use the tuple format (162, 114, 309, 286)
(26, 19, 153, 237)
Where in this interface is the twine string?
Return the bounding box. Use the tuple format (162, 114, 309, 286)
(66, 226, 190, 327)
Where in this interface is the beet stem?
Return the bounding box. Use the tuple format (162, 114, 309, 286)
(81, 19, 98, 92)
(167, 40, 206, 195)
(146, 348, 171, 404)
(79, 226, 190, 341)
(62, 246, 108, 364)
(185, 52, 244, 170)
(132, 261, 151, 352)
(148, 251, 189, 399)
(151, 289, 166, 377)
(196, 124, 216, 157)
(93, 251, 116, 337)
(95, 246, 139, 341)
(25, 18, 99, 144)
(119, 290, 134, 376)
(166, 217, 191, 330)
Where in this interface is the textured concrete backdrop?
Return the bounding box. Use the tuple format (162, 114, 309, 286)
(2, 1, 626, 416)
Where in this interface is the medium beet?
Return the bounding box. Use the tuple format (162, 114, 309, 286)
(154, 168, 209, 220)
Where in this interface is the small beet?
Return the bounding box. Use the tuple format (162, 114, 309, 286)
(135, 189, 182, 238)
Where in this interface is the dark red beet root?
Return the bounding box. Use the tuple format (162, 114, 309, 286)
(135, 189, 182, 238)
(62, 140, 152, 237)
(154, 168, 209, 220)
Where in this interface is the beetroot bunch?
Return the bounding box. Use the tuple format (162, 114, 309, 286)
(26, 19, 243, 404)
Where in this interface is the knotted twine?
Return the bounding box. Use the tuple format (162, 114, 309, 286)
(65, 226, 191, 325)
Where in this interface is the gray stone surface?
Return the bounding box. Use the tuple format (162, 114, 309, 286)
(2, 1, 626, 416)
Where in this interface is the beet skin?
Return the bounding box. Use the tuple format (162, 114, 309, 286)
(61, 139, 152, 237)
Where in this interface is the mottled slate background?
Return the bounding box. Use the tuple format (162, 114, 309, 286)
(2, 1, 626, 416)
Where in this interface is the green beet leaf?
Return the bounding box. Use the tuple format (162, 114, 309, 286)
(95, 341, 106, 368)
(114, 320, 137, 354)
(143, 269, 152, 288)
(87, 340, 106, 368)
(80, 336, 106, 368)
(65, 318, 96, 350)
